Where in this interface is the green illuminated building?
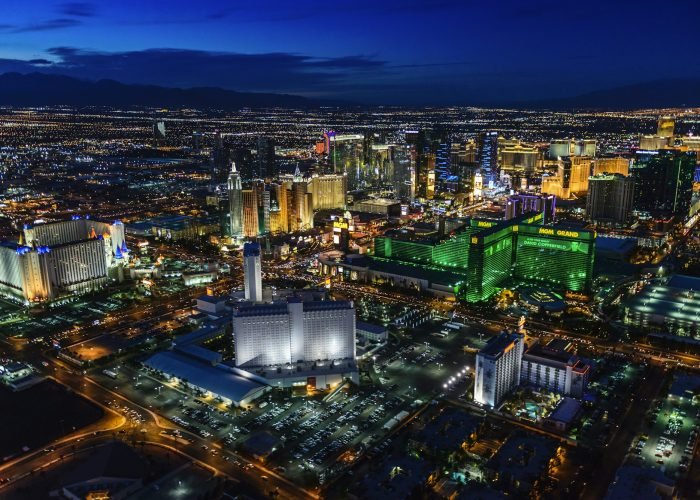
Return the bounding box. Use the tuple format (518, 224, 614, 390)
(374, 229, 475, 269)
(513, 225, 595, 292)
(465, 224, 515, 302)
(371, 212, 595, 302)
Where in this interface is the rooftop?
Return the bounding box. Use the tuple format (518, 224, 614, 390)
(356, 321, 388, 335)
(369, 257, 467, 287)
(668, 373, 700, 398)
(174, 343, 223, 365)
(548, 397, 582, 424)
(524, 341, 575, 365)
(243, 242, 261, 257)
(196, 294, 227, 304)
(144, 351, 268, 404)
(138, 214, 219, 231)
(233, 298, 353, 317)
(519, 288, 566, 312)
(357, 455, 433, 500)
(234, 303, 289, 317)
(173, 324, 224, 347)
(302, 300, 353, 312)
(667, 274, 700, 292)
(417, 407, 481, 451)
(626, 277, 700, 323)
(604, 465, 675, 500)
(479, 332, 522, 358)
(486, 432, 558, 489)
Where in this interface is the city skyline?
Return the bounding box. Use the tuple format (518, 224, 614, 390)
(1, 2, 699, 499)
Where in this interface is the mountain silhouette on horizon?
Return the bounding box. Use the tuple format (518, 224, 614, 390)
(0, 72, 318, 109)
(0, 72, 698, 110)
(524, 78, 700, 110)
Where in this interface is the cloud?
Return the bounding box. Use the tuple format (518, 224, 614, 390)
(312, 56, 385, 69)
(0, 47, 389, 95)
(26, 58, 53, 65)
(58, 2, 96, 17)
(0, 3, 94, 33)
(0, 46, 546, 105)
(2, 18, 82, 33)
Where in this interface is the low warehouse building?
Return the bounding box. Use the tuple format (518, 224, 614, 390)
(144, 351, 269, 407)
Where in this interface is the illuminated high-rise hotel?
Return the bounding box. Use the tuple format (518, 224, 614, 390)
(593, 157, 630, 176)
(543, 156, 594, 198)
(549, 139, 596, 159)
(328, 133, 364, 190)
(474, 332, 524, 408)
(227, 162, 243, 237)
(511, 224, 595, 293)
(392, 144, 416, 200)
(558, 156, 593, 194)
(242, 188, 259, 238)
(657, 116, 675, 138)
(243, 242, 262, 303)
(308, 173, 346, 210)
(152, 120, 166, 146)
(233, 299, 356, 368)
(478, 132, 499, 186)
(269, 183, 289, 234)
(499, 141, 539, 176)
(631, 150, 696, 217)
(505, 193, 556, 223)
(586, 174, 635, 225)
(639, 135, 669, 150)
(372, 212, 595, 303)
(257, 181, 271, 235)
(233, 250, 357, 387)
(369, 144, 394, 186)
(0, 218, 128, 304)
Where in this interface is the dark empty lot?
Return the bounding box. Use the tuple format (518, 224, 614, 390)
(0, 379, 103, 458)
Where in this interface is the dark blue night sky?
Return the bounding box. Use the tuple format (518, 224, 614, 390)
(1, 0, 698, 104)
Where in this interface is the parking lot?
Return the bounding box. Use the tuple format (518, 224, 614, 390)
(635, 395, 699, 478)
(92, 362, 413, 487)
(0, 291, 143, 342)
(575, 360, 644, 447)
(371, 319, 485, 402)
(76, 314, 496, 488)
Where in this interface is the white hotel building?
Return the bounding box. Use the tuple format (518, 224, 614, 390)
(233, 298, 357, 388)
(520, 339, 590, 398)
(0, 218, 128, 304)
(474, 332, 524, 408)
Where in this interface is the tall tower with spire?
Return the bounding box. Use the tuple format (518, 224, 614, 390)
(293, 163, 303, 182)
(228, 162, 243, 238)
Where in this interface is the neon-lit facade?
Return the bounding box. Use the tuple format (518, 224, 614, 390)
(371, 212, 595, 302)
(374, 230, 475, 269)
(513, 225, 595, 292)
